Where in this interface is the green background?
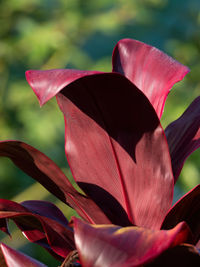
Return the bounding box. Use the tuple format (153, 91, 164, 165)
(0, 0, 200, 265)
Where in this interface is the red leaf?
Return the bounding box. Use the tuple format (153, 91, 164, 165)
(165, 96, 200, 182)
(112, 38, 189, 119)
(0, 243, 47, 267)
(0, 141, 110, 224)
(56, 73, 174, 229)
(73, 218, 191, 267)
(0, 199, 74, 258)
(26, 70, 174, 228)
(162, 184, 200, 245)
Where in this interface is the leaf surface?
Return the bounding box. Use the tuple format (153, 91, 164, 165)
(112, 38, 189, 118)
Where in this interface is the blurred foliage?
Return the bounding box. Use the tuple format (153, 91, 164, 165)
(0, 0, 200, 265)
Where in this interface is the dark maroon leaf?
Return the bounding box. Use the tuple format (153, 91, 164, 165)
(73, 217, 191, 267)
(147, 244, 200, 266)
(162, 184, 200, 245)
(0, 141, 110, 224)
(0, 199, 74, 259)
(21, 200, 69, 228)
(0, 243, 47, 267)
(165, 96, 200, 182)
(112, 38, 189, 119)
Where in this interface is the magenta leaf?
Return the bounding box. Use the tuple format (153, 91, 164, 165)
(26, 70, 174, 229)
(112, 38, 189, 119)
(57, 73, 174, 229)
(147, 244, 200, 266)
(165, 96, 200, 182)
(0, 199, 74, 259)
(73, 218, 191, 267)
(0, 243, 47, 267)
(162, 184, 200, 245)
(0, 140, 110, 224)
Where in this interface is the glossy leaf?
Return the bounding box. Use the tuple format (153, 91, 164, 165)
(0, 199, 74, 258)
(165, 96, 200, 182)
(112, 38, 189, 119)
(162, 184, 200, 245)
(0, 141, 110, 224)
(73, 218, 191, 267)
(0, 243, 47, 267)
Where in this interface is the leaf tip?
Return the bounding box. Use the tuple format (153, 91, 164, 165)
(25, 70, 45, 107)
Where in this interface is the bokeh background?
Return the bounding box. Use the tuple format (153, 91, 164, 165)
(0, 0, 200, 265)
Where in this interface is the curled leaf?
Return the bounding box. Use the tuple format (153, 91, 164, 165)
(73, 218, 191, 267)
(112, 38, 189, 119)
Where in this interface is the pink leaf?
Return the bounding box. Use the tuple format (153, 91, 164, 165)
(112, 38, 189, 118)
(56, 73, 174, 229)
(73, 218, 191, 267)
